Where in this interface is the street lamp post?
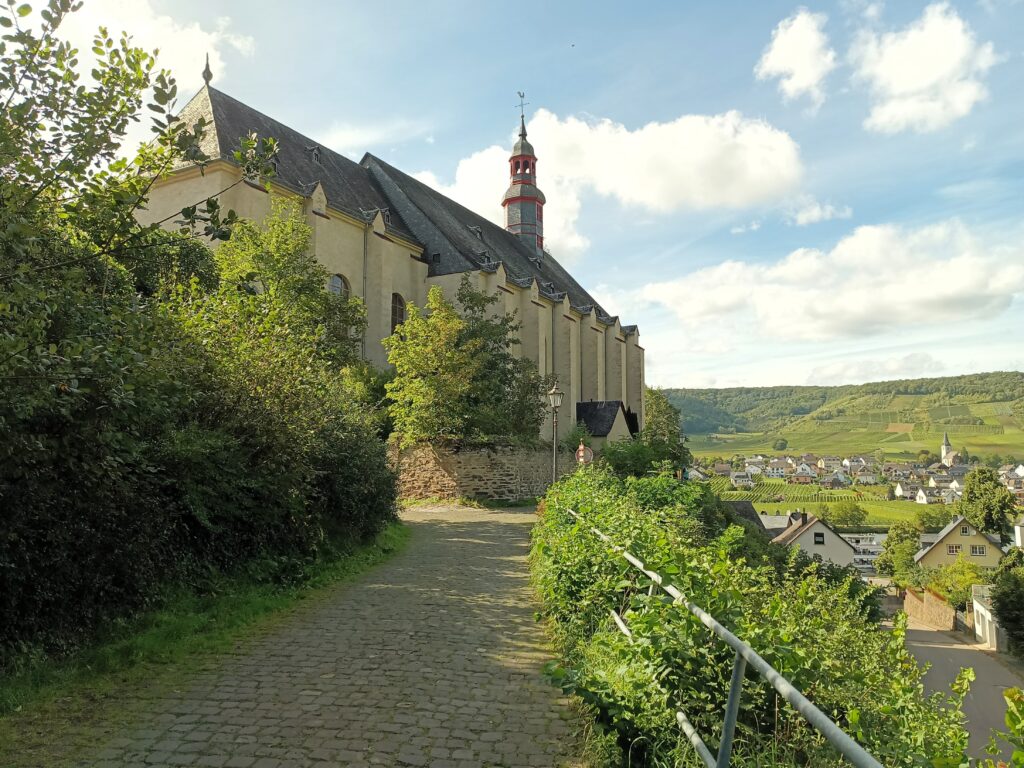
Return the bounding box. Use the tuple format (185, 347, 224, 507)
(547, 381, 563, 485)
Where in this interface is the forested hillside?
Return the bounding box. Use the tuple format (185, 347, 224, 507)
(662, 371, 1024, 459)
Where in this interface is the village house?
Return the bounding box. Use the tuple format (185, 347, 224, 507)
(790, 468, 816, 485)
(914, 515, 1005, 569)
(771, 512, 857, 567)
(730, 471, 755, 489)
(764, 460, 789, 479)
(144, 81, 645, 442)
(895, 481, 920, 499)
(713, 462, 732, 477)
(575, 401, 633, 452)
(853, 469, 877, 485)
(817, 456, 843, 472)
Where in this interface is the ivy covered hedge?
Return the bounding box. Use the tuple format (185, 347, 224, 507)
(531, 466, 972, 767)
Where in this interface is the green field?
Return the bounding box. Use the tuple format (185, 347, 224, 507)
(753, 500, 918, 526)
(667, 371, 1024, 461)
(708, 477, 919, 526)
(689, 418, 1024, 461)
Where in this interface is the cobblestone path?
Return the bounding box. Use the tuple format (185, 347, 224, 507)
(80, 505, 582, 768)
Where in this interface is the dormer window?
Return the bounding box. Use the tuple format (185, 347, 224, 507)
(382, 208, 391, 226)
(310, 145, 322, 164)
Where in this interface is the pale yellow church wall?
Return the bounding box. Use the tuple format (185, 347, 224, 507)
(515, 288, 540, 366)
(604, 320, 625, 403)
(626, 333, 645, 429)
(144, 163, 645, 438)
(135, 164, 239, 230)
(580, 311, 600, 403)
(548, 298, 580, 441)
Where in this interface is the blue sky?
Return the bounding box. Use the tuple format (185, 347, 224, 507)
(70, 0, 1024, 387)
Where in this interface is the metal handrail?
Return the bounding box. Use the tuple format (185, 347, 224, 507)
(566, 509, 884, 768)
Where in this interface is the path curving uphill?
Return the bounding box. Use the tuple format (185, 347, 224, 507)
(81, 505, 582, 768)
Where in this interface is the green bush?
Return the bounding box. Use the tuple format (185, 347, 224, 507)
(532, 465, 971, 767)
(0, 7, 395, 655)
(993, 565, 1024, 657)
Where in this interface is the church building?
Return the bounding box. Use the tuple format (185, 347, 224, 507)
(141, 79, 645, 440)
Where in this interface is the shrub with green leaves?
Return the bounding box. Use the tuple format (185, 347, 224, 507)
(532, 465, 972, 767)
(0, 3, 394, 655)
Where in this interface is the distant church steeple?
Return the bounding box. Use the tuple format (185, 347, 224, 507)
(502, 92, 546, 255)
(941, 431, 952, 463)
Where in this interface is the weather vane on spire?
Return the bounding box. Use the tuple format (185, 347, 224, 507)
(202, 53, 212, 86)
(515, 91, 529, 119)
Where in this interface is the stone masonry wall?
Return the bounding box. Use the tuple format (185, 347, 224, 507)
(391, 444, 577, 501)
(903, 588, 955, 630)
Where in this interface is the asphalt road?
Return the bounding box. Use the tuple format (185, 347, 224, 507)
(905, 617, 1023, 762)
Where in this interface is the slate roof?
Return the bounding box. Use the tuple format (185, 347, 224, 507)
(173, 86, 418, 243)
(361, 154, 615, 319)
(576, 400, 626, 437)
(172, 86, 635, 332)
(723, 501, 767, 533)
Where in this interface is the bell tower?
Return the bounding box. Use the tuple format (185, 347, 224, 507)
(502, 92, 546, 255)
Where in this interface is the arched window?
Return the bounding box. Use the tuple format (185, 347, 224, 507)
(514, 160, 520, 173)
(391, 293, 406, 334)
(328, 273, 351, 300)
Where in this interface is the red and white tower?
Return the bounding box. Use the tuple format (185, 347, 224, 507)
(502, 111, 546, 255)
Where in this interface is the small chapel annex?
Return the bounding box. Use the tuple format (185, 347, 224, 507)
(142, 81, 645, 440)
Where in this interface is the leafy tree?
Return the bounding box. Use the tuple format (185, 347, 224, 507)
(383, 286, 478, 445)
(915, 503, 955, 532)
(773, 438, 788, 451)
(825, 499, 867, 527)
(642, 387, 691, 470)
(929, 556, 986, 610)
(561, 420, 592, 451)
(0, 1, 392, 658)
(215, 198, 365, 366)
(992, 566, 1024, 657)
(876, 521, 920, 578)
(384, 280, 547, 446)
(957, 467, 1016, 543)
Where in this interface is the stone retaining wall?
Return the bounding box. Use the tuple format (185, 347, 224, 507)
(903, 588, 955, 630)
(391, 443, 577, 501)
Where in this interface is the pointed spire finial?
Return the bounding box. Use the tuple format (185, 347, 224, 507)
(202, 53, 213, 86)
(515, 90, 529, 137)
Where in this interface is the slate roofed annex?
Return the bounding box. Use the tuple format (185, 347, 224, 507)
(142, 79, 646, 439)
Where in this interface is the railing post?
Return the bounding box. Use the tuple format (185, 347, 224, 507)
(715, 650, 747, 768)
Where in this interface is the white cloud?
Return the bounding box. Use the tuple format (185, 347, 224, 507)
(787, 196, 853, 225)
(57, 1, 254, 153)
(850, 3, 998, 133)
(320, 118, 432, 156)
(641, 219, 1024, 342)
(414, 108, 801, 260)
(730, 220, 762, 235)
(755, 9, 837, 108)
(59, 2, 253, 92)
(807, 352, 945, 385)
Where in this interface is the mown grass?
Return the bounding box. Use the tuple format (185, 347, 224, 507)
(752, 499, 918, 525)
(0, 522, 409, 767)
